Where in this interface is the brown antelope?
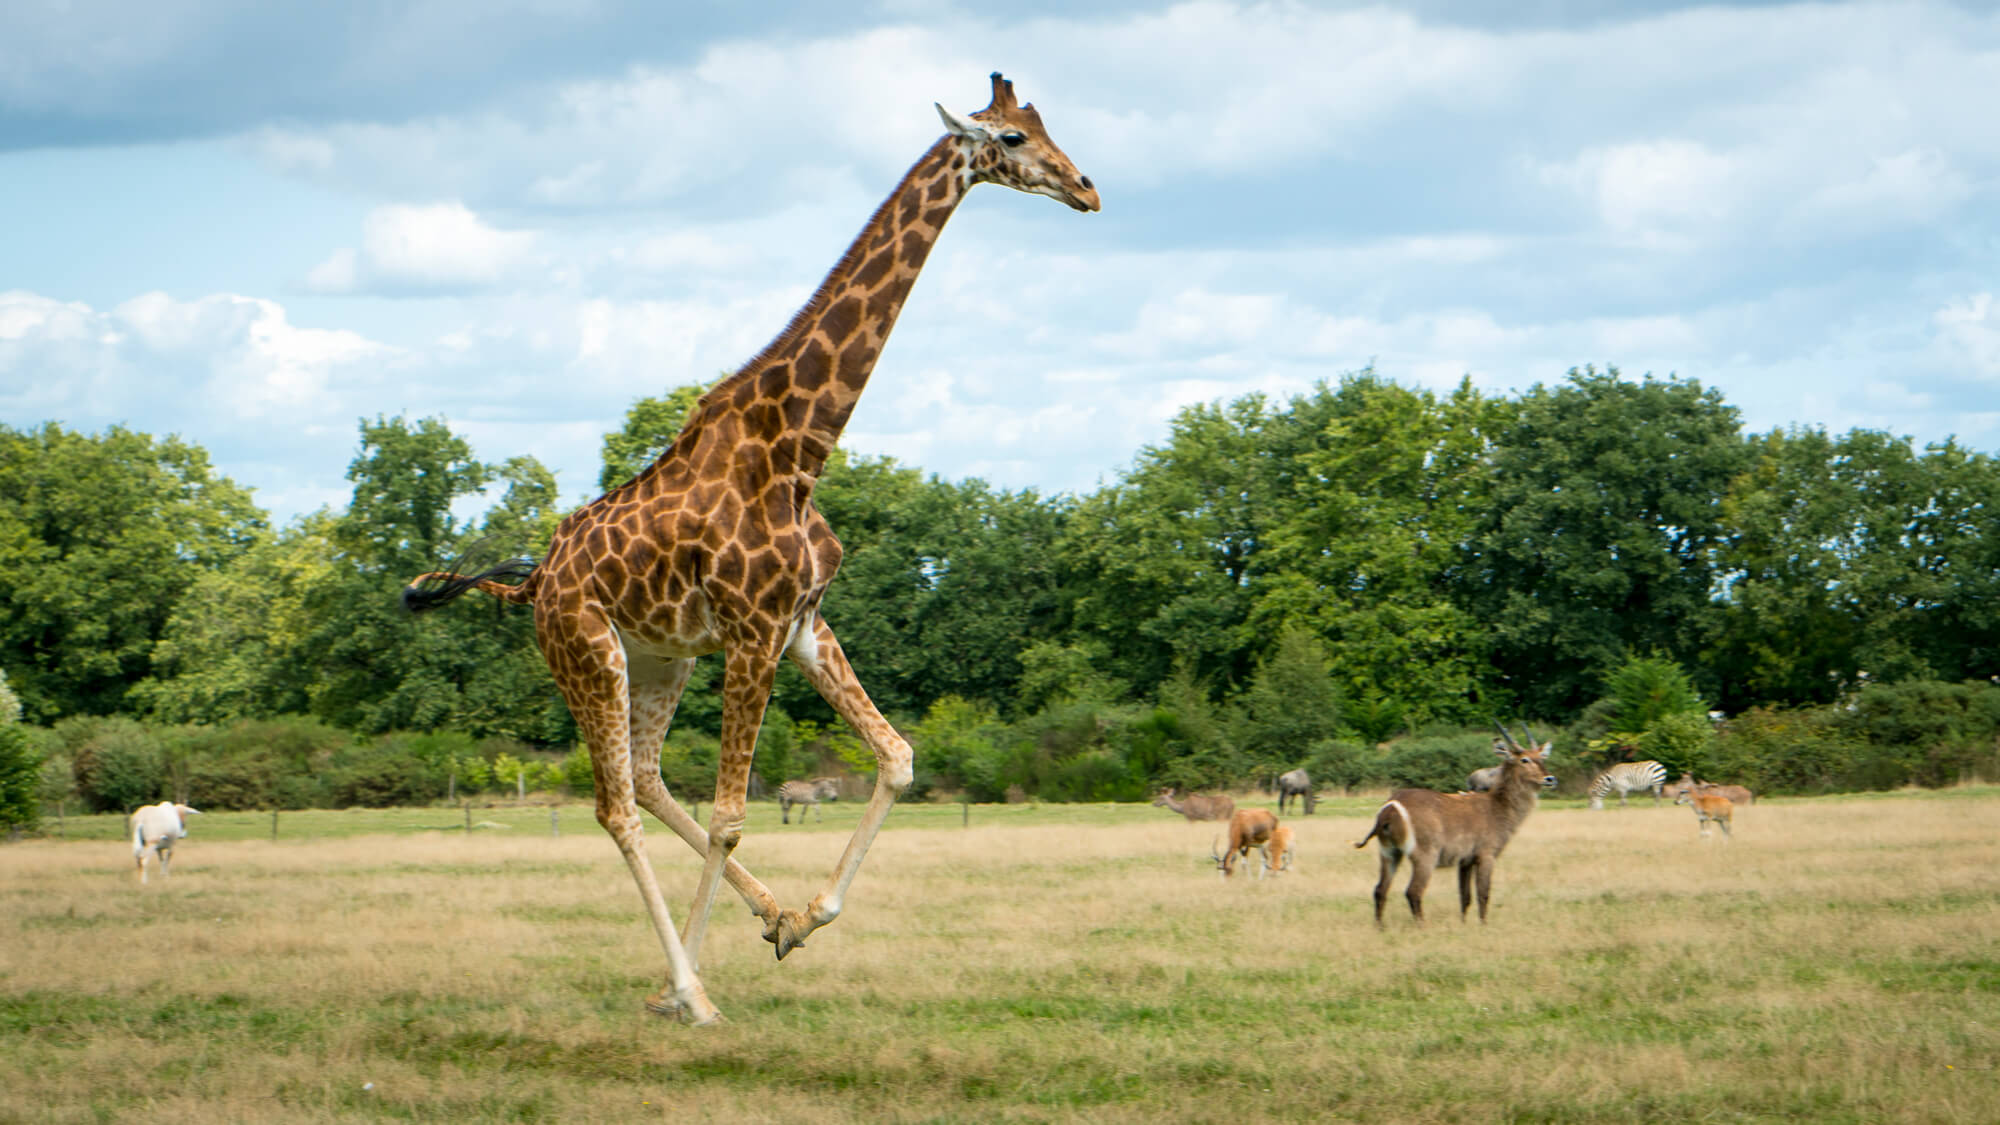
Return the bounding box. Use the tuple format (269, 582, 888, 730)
(1153, 788, 1235, 823)
(1260, 823, 1296, 878)
(1210, 808, 1279, 878)
(1696, 781, 1754, 807)
(1662, 773, 1697, 802)
(1676, 788, 1734, 838)
(1353, 731, 1557, 926)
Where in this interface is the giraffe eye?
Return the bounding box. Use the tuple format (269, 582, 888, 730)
(1000, 132, 1026, 148)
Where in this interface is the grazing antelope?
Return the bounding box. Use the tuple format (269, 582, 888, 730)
(1210, 808, 1279, 878)
(130, 802, 200, 885)
(1152, 788, 1235, 823)
(1587, 760, 1667, 809)
(1260, 823, 1296, 878)
(1276, 768, 1315, 815)
(1353, 732, 1556, 926)
(1676, 788, 1733, 839)
(776, 777, 840, 824)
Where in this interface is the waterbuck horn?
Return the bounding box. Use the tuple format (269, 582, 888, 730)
(1492, 719, 1521, 751)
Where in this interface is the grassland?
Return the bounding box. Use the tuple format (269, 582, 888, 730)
(3, 789, 1995, 1123)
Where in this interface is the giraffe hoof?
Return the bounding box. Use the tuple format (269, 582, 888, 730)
(770, 910, 811, 960)
(645, 987, 724, 1026)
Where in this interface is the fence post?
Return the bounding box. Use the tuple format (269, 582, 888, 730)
(550, 808, 560, 837)
(271, 809, 279, 841)
(464, 802, 472, 833)
(962, 801, 969, 828)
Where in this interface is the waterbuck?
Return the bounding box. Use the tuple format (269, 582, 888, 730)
(1209, 807, 1279, 878)
(1676, 788, 1734, 839)
(1276, 768, 1315, 815)
(1353, 733, 1556, 926)
(1152, 788, 1235, 823)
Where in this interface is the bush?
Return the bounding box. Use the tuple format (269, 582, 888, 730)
(1306, 738, 1374, 793)
(560, 745, 594, 797)
(322, 741, 448, 808)
(1380, 731, 1497, 791)
(1707, 706, 1859, 795)
(0, 724, 40, 833)
(1838, 679, 2000, 789)
(62, 717, 167, 812)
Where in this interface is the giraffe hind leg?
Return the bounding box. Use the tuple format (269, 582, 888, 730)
(770, 616, 913, 959)
(557, 624, 720, 1024)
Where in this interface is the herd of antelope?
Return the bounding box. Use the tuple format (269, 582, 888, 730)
(1152, 723, 1758, 925)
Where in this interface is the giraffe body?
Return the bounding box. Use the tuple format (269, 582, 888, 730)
(405, 73, 1097, 1024)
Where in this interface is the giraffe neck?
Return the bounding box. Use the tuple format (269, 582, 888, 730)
(690, 135, 970, 484)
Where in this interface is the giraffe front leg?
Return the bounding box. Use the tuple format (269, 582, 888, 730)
(680, 644, 779, 971)
(771, 616, 912, 959)
(628, 655, 782, 931)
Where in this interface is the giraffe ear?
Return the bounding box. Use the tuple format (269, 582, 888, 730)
(936, 103, 990, 141)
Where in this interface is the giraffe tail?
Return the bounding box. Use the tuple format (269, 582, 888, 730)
(402, 548, 539, 613)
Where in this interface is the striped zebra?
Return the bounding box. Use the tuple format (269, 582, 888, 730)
(1588, 761, 1667, 809)
(777, 777, 841, 824)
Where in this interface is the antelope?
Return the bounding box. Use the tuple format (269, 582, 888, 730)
(1152, 788, 1235, 823)
(1353, 732, 1556, 926)
(1276, 768, 1315, 815)
(1210, 807, 1279, 878)
(1676, 788, 1733, 839)
(1696, 781, 1754, 807)
(130, 802, 200, 884)
(776, 777, 841, 824)
(1587, 760, 1667, 809)
(1260, 823, 1296, 878)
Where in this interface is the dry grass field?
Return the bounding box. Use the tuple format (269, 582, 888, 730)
(3, 790, 1996, 1124)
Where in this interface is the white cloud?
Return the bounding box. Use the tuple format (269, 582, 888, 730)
(307, 202, 539, 294)
(1933, 293, 2000, 380)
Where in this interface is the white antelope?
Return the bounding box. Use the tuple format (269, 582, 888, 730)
(1209, 807, 1279, 878)
(1676, 789, 1734, 839)
(130, 802, 200, 884)
(1353, 732, 1556, 926)
(1259, 823, 1296, 878)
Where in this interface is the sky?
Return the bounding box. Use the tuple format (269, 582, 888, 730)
(3, 0, 1998, 527)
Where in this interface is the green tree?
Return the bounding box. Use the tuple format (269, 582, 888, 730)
(1255, 374, 1497, 724)
(1461, 368, 1749, 717)
(132, 516, 336, 723)
(600, 384, 706, 492)
(1233, 626, 1344, 779)
(0, 422, 263, 721)
(0, 723, 37, 834)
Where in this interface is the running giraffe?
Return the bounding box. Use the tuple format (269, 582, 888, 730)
(403, 73, 1097, 1025)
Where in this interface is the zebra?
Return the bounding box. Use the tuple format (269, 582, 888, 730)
(1587, 760, 1667, 809)
(777, 777, 841, 824)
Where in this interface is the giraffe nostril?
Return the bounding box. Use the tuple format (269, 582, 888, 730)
(1080, 176, 1094, 191)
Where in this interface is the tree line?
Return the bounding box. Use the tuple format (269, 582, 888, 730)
(3, 366, 1998, 826)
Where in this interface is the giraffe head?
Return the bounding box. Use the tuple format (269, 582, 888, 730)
(936, 72, 1099, 212)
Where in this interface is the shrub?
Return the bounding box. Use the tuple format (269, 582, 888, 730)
(1707, 706, 1859, 795)
(0, 724, 40, 833)
(63, 717, 167, 812)
(1380, 731, 1496, 791)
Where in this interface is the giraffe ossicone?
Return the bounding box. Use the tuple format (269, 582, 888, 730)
(402, 71, 1097, 1025)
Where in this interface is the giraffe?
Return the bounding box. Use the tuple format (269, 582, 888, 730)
(403, 73, 1098, 1025)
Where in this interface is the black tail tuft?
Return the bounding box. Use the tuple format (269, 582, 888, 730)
(402, 539, 538, 614)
